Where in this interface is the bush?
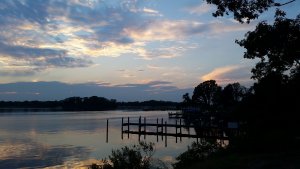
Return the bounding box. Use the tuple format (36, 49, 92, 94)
(90, 142, 155, 169)
(173, 141, 223, 169)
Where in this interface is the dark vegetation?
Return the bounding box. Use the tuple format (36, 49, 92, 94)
(118, 100, 178, 110)
(0, 97, 179, 111)
(173, 141, 224, 169)
(0, 96, 117, 111)
(174, 0, 300, 168)
(174, 143, 300, 169)
(206, 0, 296, 23)
(89, 142, 155, 169)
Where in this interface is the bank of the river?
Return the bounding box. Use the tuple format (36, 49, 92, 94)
(184, 152, 300, 169)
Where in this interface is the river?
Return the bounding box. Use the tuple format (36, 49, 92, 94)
(0, 110, 198, 168)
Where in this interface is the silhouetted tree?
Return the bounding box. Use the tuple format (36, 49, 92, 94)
(236, 10, 300, 80)
(192, 80, 222, 112)
(220, 83, 248, 117)
(180, 93, 193, 109)
(205, 0, 296, 23)
(182, 93, 191, 103)
(204, 0, 300, 152)
(222, 83, 247, 105)
(226, 83, 246, 100)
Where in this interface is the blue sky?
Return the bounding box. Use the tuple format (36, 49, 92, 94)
(0, 0, 299, 101)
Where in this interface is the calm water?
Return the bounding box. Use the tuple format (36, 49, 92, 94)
(0, 110, 197, 169)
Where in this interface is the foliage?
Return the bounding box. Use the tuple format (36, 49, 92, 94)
(173, 141, 223, 169)
(192, 80, 222, 112)
(203, 0, 299, 152)
(179, 93, 193, 108)
(231, 10, 300, 151)
(220, 82, 248, 115)
(222, 83, 247, 103)
(233, 72, 299, 152)
(99, 142, 155, 169)
(186, 81, 248, 116)
(236, 10, 300, 80)
(205, 0, 296, 23)
(182, 93, 191, 104)
(62, 96, 117, 111)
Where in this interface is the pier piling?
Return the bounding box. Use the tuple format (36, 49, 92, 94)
(106, 119, 109, 143)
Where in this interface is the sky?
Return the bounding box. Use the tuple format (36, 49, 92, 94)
(0, 0, 299, 101)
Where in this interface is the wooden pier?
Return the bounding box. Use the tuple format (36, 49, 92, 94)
(168, 112, 183, 118)
(121, 116, 235, 147)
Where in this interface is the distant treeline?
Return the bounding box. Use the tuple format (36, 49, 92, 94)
(0, 96, 179, 111)
(118, 100, 178, 110)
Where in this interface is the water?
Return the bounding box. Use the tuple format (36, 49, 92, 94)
(0, 110, 197, 168)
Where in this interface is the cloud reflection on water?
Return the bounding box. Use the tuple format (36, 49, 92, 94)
(0, 138, 91, 169)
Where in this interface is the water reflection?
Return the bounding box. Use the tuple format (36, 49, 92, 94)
(0, 111, 196, 168)
(0, 138, 90, 168)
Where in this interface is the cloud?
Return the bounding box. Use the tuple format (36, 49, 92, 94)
(124, 20, 204, 41)
(142, 7, 161, 15)
(185, 3, 214, 15)
(0, 0, 51, 25)
(0, 0, 95, 74)
(139, 46, 188, 60)
(208, 20, 256, 34)
(147, 65, 162, 70)
(121, 74, 136, 78)
(125, 19, 254, 42)
(143, 65, 192, 88)
(147, 81, 173, 86)
(0, 68, 39, 77)
(0, 42, 92, 75)
(0, 0, 255, 77)
(0, 42, 66, 58)
(201, 65, 253, 85)
(0, 91, 17, 95)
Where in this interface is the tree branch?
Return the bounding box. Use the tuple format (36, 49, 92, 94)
(295, 59, 300, 65)
(273, 0, 296, 7)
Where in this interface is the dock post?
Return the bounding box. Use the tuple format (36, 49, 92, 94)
(121, 117, 123, 132)
(139, 116, 141, 133)
(127, 117, 129, 139)
(138, 116, 141, 141)
(165, 121, 167, 147)
(180, 118, 182, 142)
(156, 118, 159, 142)
(188, 124, 190, 137)
(106, 119, 109, 143)
(121, 117, 123, 140)
(144, 117, 146, 139)
(175, 120, 178, 143)
(161, 118, 164, 141)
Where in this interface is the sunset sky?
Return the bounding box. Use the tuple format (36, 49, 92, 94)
(0, 0, 299, 101)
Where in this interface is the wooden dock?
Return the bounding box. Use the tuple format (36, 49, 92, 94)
(121, 116, 235, 147)
(168, 112, 183, 118)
